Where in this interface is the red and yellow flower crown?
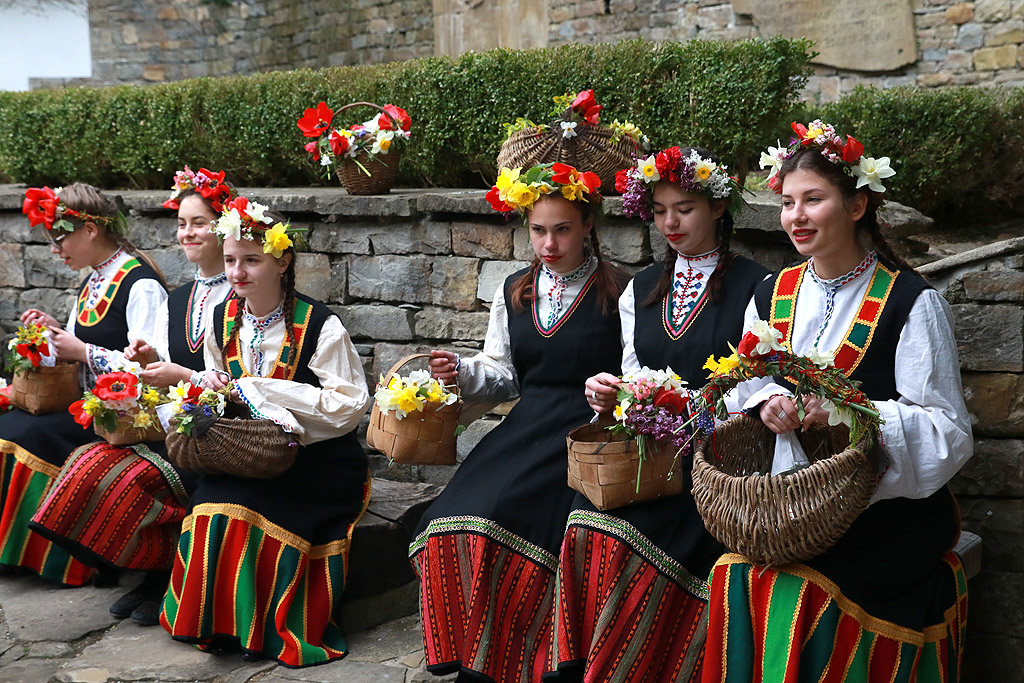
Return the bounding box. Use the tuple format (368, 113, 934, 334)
(486, 162, 602, 215)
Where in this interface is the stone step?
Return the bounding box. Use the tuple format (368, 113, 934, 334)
(954, 530, 982, 580)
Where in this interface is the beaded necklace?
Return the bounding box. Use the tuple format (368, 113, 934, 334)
(541, 256, 595, 328)
(243, 302, 285, 375)
(806, 250, 878, 349)
(671, 248, 719, 328)
(85, 248, 125, 308)
(187, 271, 228, 349)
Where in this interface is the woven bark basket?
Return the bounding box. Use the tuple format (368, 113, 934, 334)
(566, 420, 684, 511)
(335, 102, 403, 195)
(497, 121, 641, 195)
(93, 413, 164, 446)
(10, 362, 80, 415)
(165, 418, 298, 479)
(691, 415, 880, 568)
(365, 353, 462, 466)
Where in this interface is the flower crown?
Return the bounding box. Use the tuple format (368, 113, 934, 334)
(162, 166, 235, 213)
(760, 120, 895, 194)
(22, 186, 125, 234)
(615, 147, 741, 221)
(486, 163, 602, 215)
(211, 196, 307, 258)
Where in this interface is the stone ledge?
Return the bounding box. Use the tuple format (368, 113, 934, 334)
(956, 530, 983, 580)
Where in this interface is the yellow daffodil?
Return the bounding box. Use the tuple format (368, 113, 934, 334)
(715, 354, 741, 374)
(425, 380, 447, 403)
(507, 181, 540, 210)
(703, 355, 720, 375)
(394, 386, 426, 415)
(141, 388, 161, 408)
(132, 411, 154, 429)
(495, 168, 522, 197)
(262, 222, 293, 259)
(83, 395, 103, 416)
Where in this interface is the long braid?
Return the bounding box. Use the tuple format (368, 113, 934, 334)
(281, 262, 298, 376)
(640, 245, 677, 308)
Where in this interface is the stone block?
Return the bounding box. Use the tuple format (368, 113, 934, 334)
(951, 438, 1024, 497)
(148, 247, 192, 288)
(335, 304, 415, 341)
(451, 222, 514, 259)
(962, 372, 1024, 437)
(0, 575, 120, 642)
(0, 658, 68, 683)
(18, 288, 73, 324)
(330, 258, 349, 303)
(294, 252, 332, 299)
(348, 255, 432, 304)
(477, 260, 529, 302)
(951, 304, 1023, 371)
(956, 22, 985, 49)
(430, 256, 479, 311)
(987, 20, 1024, 44)
(125, 215, 173, 250)
(416, 190, 492, 215)
(258, 660, 409, 682)
(24, 246, 82, 289)
(142, 65, 166, 82)
(0, 214, 39, 243)
(973, 44, 1019, 69)
(946, 2, 974, 23)
(917, 72, 953, 87)
(311, 220, 449, 256)
(0, 243, 25, 287)
(599, 224, 647, 264)
(975, 0, 1014, 21)
(513, 227, 534, 261)
(414, 306, 489, 341)
(962, 270, 1024, 302)
(960, 498, 1024, 572)
(964, 569, 1024, 640)
(963, 631, 1024, 683)
(0, 288, 21, 335)
(343, 609, 421, 663)
(315, 192, 417, 217)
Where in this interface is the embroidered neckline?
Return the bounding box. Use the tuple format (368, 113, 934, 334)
(243, 302, 285, 376)
(541, 256, 596, 328)
(532, 266, 598, 337)
(676, 246, 720, 263)
(76, 258, 141, 327)
(184, 276, 231, 353)
(91, 247, 124, 274)
(223, 298, 312, 380)
(196, 271, 227, 288)
(805, 251, 878, 349)
(663, 250, 719, 339)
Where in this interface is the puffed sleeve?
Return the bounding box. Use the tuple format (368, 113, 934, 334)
(84, 277, 168, 376)
(735, 295, 792, 411)
(619, 280, 640, 373)
(455, 282, 520, 404)
(232, 316, 371, 445)
(149, 298, 171, 361)
(871, 289, 973, 501)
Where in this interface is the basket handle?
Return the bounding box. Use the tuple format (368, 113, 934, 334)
(335, 101, 401, 132)
(379, 353, 460, 395)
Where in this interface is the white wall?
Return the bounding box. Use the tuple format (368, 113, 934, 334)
(0, 2, 91, 91)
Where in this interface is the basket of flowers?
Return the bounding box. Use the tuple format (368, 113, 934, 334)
(68, 368, 165, 445)
(690, 321, 883, 568)
(366, 354, 462, 466)
(162, 381, 299, 479)
(297, 101, 412, 195)
(5, 323, 80, 415)
(566, 367, 692, 511)
(497, 89, 647, 194)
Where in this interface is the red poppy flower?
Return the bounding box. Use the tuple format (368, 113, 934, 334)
(842, 135, 863, 163)
(22, 186, 60, 229)
(161, 197, 180, 211)
(614, 168, 631, 194)
(68, 399, 93, 429)
(0, 390, 9, 412)
(15, 342, 45, 368)
(551, 162, 578, 185)
(736, 331, 761, 358)
(198, 168, 226, 188)
(296, 101, 333, 138)
(224, 195, 249, 214)
(204, 184, 233, 213)
(570, 89, 603, 125)
(578, 170, 600, 193)
(655, 147, 682, 183)
(792, 121, 811, 144)
(93, 372, 139, 403)
(377, 104, 412, 132)
(652, 387, 689, 414)
(304, 140, 321, 161)
(328, 130, 350, 157)
(485, 187, 513, 213)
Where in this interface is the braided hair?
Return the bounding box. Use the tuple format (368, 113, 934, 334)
(776, 148, 918, 274)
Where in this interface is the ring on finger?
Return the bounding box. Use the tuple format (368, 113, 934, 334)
(777, 409, 787, 419)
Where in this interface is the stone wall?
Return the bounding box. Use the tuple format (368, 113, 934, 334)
(32, 0, 1024, 103)
(0, 185, 1020, 679)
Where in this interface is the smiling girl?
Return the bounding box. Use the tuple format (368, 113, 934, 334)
(0, 184, 165, 586)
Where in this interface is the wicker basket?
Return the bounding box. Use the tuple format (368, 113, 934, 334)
(10, 362, 80, 415)
(165, 417, 298, 479)
(691, 415, 880, 568)
(566, 420, 684, 511)
(497, 118, 642, 195)
(335, 102, 403, 195)
(93, 413, 164, 446)
(365, 353, 462, 465)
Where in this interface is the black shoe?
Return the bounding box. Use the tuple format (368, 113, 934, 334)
(109, 572, 168, 618)
(130, 596, 162, 626)
(93, 567, 120, 588)
(240, 650, 262, 662)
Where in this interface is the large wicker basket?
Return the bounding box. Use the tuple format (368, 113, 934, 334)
(10, 362, 80, 415)
(93, 413, 164, 446)
(691, 415, 880, 568)
(566, 420, 684, 511)
(335, 101, 403, 195)
(365, 354, 462, 466)
(165, 417, 298, 479)
(497, 118, 642, 195)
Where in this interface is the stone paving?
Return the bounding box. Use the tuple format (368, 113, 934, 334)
(0, 572, 455, 683)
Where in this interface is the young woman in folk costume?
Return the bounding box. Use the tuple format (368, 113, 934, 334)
(29, 168, 236, 625)
(701, 122, 972, 683)
(411, 163, 627, 682)
(159, 195, 372, 667)
(0, 184, 166, 586)
(546, 148, 768, 683)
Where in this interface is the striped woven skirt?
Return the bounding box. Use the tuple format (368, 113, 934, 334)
(29, 440, 192, 572)
(701, 552, 968, 683)
(0, 410, 100, 585)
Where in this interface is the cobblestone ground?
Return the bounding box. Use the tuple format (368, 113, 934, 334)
(0, 572, 455, 683)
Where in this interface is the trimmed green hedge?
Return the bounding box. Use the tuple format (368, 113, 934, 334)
(819, 85, 1024, 217)
(0, 38, 812, 190)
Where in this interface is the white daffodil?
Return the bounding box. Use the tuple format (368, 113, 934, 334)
(362, 117, 381, 135)
(111, 358, 143, 375)
(853, 156, 895, 193)
(245, 201, 272, 225)
(807, 346, 835, 369)
(759, 141, 786, 180)
(215, 209, 242, 241)
(371, 129, 396, 155)
(168, 381, 195, 404)
(750, 320, 786, 355)
(407, 369, 432, 387)
(823, 400, 855, 429)
(636, 155, 660, 183)
(690, 154, 717, 186)
(560, 121, 578, 139)
(613, 398, 631, 422)
(320, 155, 333, 166)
